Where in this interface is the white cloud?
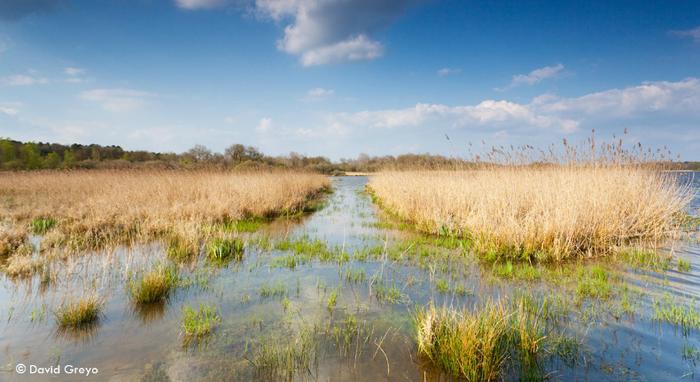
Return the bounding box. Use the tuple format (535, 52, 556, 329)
(539, 78, 700, 116)
(80, 88, 154, 112)
(2, 74, 49, 86)
(177, 0, 418, 66)
(298, 34, 383, 66)
(333, 101, 578, 133)
(175, 0, 231, 9)
(0, 104, 19, 116)
(327, 78, 700, 136)
(64, 67, 84, 76)
(437, 67, 461, 77)
(257, 117, 272, 132)
(670, 26, 700, 42)
(304, 87, 334, 101)
(507, 64, 564, 88)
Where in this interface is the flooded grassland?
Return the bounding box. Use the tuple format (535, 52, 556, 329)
(1, 174, 699, 381)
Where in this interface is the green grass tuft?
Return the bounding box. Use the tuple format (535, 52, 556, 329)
(206, 237, 245, 264)
(130, 264, 179, 304)
(182, 303, 221, 339)
(55, 295, 102, 328)
(30, 217, 57, 235)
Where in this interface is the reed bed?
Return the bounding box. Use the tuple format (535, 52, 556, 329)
(369, 137, 693, 262)
(0, 169, 329, 252)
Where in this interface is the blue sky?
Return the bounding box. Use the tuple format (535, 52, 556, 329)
(1, 0, 700, 160)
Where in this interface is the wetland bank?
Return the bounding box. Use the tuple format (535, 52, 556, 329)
(0, 168, 699, 381)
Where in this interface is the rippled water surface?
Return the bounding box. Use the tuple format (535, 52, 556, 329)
(1, 174, 699, 381)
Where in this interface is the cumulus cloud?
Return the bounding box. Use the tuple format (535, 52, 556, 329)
(437, 67, 461, 77)
(505, 64, 564, 89)
(539, 78, 700, 116)
(2, 74, 49, 86)
(670, 25, 700, 42)
(327, 78, 700, 135)
(0, 0, 66, 21)
(332, 101, 578, 133)
(177, 0, 419, 66)
(80, 88, 154, 112)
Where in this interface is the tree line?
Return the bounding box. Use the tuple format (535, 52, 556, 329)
(0, 139, 468, 173)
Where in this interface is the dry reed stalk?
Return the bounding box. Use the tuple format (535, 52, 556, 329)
(369, 166, 692, 262)
(0, 169, 329, 251)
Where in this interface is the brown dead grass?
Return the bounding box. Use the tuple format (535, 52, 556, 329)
(0, 169, 329, 251)
(369, 166, 692, 262)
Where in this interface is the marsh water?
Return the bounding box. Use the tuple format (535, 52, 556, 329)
(1, 175, 699, 381)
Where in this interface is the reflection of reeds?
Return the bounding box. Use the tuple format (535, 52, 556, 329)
(0, 169, 329, 252)
(369, 137, 692, 262)
(132, 300, 166, 324)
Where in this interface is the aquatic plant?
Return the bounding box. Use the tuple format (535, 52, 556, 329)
(206, 237, 245, 264)
(130, 264, 179, 304)
(575, 265, 612, 300)
(54, 295, 102, 328)
(259, 282, 287, 298)
(326, 289, 338, 312)
(166, 235, 199, 262)
(415, 298, 549, 381)
(653, 297, 700, 335)
(182, 304, 221, 339)
(247, 327, 319, 380)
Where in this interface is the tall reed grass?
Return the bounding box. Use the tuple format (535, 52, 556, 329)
(369, 136, 693, 262)
(0, 169, 329, 252)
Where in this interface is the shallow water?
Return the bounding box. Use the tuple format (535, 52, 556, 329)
(0, 174, 699, 381)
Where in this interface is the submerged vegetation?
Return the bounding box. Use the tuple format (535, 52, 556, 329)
(181, 304, 221, 340)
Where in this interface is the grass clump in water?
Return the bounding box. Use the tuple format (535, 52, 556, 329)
(678, 259, 691, 272)
(653, 296, 700, 335)
(326, 289, 338, 312)
(435, 278, 450, 293)
(54, 295, 102, 328)
(415, 298, 547, 381)
(30, 217, 57, 235)
(206, 237, 244, 264)
(182, 304, 221, 340)
(166, 235, 198, 262)
(259, 282, 287, 299)
(374, 283, 403, 304)
(130, 264, 179, 304)
(248, 327, 318, 380)
(575, 265, 612, 301)
(492, 261, 541, 281)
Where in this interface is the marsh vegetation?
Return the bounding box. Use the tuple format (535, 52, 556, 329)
(0, 158, 698, 381)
